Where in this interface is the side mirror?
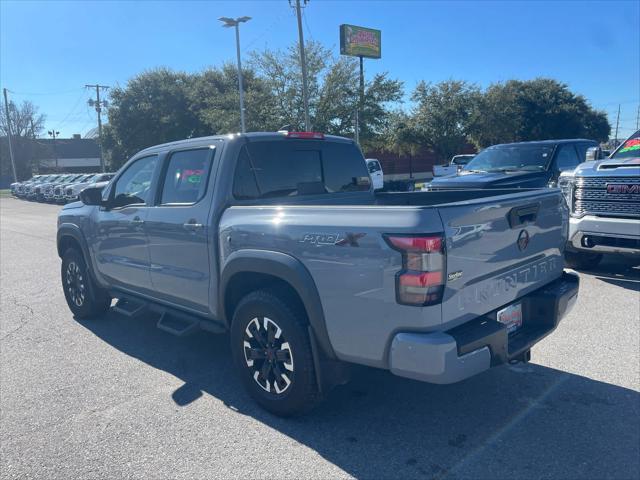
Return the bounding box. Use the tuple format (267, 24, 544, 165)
(585, 146, 601, 162)
(79, 186, 105, 206)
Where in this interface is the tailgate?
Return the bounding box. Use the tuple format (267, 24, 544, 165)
(438, 189, 568, 327)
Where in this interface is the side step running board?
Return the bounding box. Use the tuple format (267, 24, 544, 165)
(154, 308, 226, 337)
(111, 294, 226, 337)
(156, 311, 200, 337)
(112, 297, 148, 318)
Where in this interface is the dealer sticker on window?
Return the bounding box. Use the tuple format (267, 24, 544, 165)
(497, 303, 523, 334)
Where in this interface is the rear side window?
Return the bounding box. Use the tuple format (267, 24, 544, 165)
(233, 140, 370, 200)
(160, 148, 213, 205)
(367, 160, 381, 173)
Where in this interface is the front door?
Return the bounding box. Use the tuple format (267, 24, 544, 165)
(145, 147, 216, 312)
(93, 154, 158, 292)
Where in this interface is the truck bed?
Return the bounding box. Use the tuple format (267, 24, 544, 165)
(220, 187, 568, 367)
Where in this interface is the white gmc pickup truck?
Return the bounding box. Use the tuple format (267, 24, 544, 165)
(560, 130, 640, 269)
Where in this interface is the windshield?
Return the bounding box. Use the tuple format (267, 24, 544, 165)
(452, 156, 473, 166)
(462, 145, 554, 172)
(611, 131, 640, 159)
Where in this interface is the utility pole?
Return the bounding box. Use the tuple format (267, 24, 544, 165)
(219, 16, 251, 133)
(47, 129, 60, 171)
(358, 55, 364, 145)
(614, 104, 621, 149)
(86, 84, 109, 172)
(636, 104, 639, 131)
(2, 88, 18, 183)
(292, 0, 311, 131)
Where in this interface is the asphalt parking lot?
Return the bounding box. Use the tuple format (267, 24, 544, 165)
(1, 196, 638, 480)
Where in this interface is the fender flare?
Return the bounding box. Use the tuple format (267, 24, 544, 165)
(220, 249, 337, 360)
(57, 223, 104, 288)
(57, 223, 90, 260)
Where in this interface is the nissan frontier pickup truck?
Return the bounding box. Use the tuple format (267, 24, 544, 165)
(57, 131, 579, 416)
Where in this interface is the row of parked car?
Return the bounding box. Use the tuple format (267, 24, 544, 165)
(10, 172, 115, 204)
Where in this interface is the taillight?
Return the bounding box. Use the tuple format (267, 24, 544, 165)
(385, 234, 445, 306)
(285, 131, 325, 139)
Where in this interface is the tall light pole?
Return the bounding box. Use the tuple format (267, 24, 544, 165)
(219, 16, 251, 133)
(47, 130, 60, 172)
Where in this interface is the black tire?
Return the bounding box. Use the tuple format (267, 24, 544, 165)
(61, 248, 111, 319)
(564, 251, 603, 270)
(230, 289, 320, 416)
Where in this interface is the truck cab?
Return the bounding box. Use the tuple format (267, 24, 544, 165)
(429, 139, 597, 190)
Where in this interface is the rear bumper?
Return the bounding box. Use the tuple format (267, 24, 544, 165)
(569, 215, 640, 254)
(389, 272, 579, 384)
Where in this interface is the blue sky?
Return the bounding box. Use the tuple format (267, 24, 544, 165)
(1, 0, 638, 139)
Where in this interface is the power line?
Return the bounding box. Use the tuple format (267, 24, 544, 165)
(7, 88, 84, 96)
(53, 90, 87, 131)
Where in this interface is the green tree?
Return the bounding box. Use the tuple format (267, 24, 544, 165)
(469, 78, 610, 148)
(189, 63, 277, 134)
(251, 41, 403, 144)
(411, 80, 479, 161)
(250, 40, 330, 130)
(102, 68, 200, 168)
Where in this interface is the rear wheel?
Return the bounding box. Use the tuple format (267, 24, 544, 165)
(564, 251, 603, 270)
(61, 248, 111, 319)
(230, 289, 319, 416)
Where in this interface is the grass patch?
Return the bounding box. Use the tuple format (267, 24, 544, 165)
(0, 189, 11, 198)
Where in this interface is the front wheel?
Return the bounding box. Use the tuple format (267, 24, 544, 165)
(230, 289, 320, 416)
(564, 251, 603, 270)
(61, 248, 111, 319)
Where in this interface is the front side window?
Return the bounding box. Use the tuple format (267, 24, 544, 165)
(555, 144, 580, 171)
(113, 155, 158, 206)
(367, 160, 381, 173)
(160, 148, 213, 205)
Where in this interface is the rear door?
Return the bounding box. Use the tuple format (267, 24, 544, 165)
(145, 146, 217, 312)
(438, 189, 567, 327)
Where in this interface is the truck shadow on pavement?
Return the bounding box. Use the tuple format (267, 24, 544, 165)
(80, 310, 640, 480)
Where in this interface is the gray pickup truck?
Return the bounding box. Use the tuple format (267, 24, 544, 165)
(57, 131, 579, 415)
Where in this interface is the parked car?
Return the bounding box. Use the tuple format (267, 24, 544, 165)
(52, 174, 94, 203)
(429, 139, 598, 190)
(64, 173, 115, 203)
(43, 174, 84, 202)
(15, 175, 45, 198)
(57, 131, 578, 416)
(365, 158, 384, 189)
(433, 154, 476, 177)
(27, 175, 63, 200)
(559, 130, 640, 269)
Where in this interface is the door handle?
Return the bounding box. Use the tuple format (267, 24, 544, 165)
(131, 216, 145, 225)
(507, 203, 539, 228)
(183, 221, 203, 231)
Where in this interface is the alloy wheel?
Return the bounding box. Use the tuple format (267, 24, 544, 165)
(243, 317, 294, 394)
(65, 261, 85, 307)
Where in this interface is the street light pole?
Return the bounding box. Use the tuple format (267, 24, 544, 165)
(219, 16, 251, 133)
(47, 129, 60, 172)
